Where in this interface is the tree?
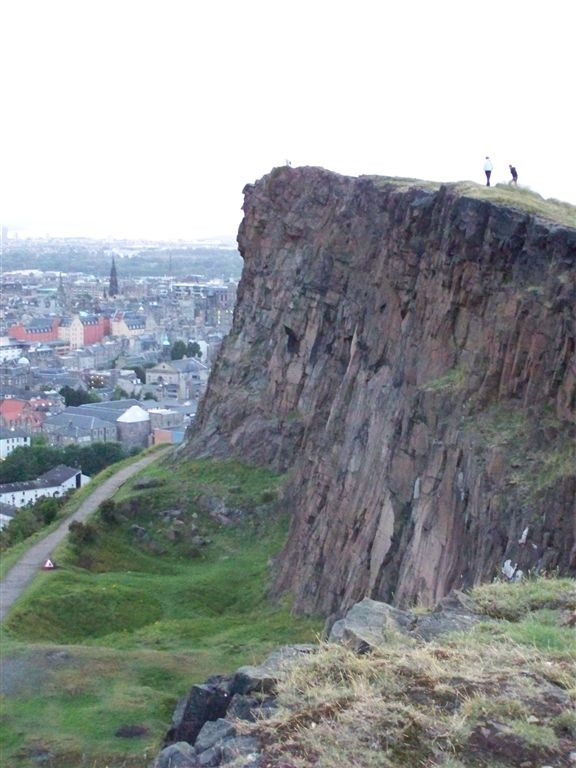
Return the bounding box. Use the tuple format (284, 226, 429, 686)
(0, 443, 59, 482)
(98, 499, 118, 525)
(186, 341, 202, 359)
(0, 441, 125, 483)
(131, 366, 146, 383)
(111, 385, 131, 400)
(68, 520, 97, 549)
(170, 340, 187, 360)
(62, 442, 124, 476)
(0, 495, 65, 550)
(59, 385, 100, 407)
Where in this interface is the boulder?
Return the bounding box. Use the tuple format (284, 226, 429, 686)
(161, 508, 185, 520)
(164, 683, 230, 746)
(226, 693, 277, 722)
(329, 594, 486, 648)
(133, 477, 164, 490)
(328, 598, 416, 652)
(412, 590, 484, 640)
(197, 747, 221, 767)
(231, 645, 316, 695)
(220, 736, 260, 763)
(154, 741, 198, 768)
(195, 718, 236, 753)
(412, 610, 483, 641)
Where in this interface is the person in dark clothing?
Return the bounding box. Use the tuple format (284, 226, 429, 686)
(509, 164, 518, 185)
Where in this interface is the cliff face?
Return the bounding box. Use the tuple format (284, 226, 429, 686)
(186, 166, 576, 614)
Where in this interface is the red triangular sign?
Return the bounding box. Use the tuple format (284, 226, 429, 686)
(42, 559, 55, 570)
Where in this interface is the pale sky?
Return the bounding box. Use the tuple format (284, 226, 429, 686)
(2, 0, 574, 240)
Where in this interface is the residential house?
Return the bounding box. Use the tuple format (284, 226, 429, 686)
(58, 314, 110, 349)
(111, 311, 155, 344)
(0, 465, 89, 509)
(42, 411, 117, 446)
(0, 427, 31, 459)
(0, 359, 33, 389)
(0, 399, 44, 432)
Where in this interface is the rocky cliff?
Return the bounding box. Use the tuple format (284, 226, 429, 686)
(185, 166, 576, 615)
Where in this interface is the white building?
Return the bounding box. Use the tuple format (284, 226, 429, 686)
(0, 465, 89, 509)
(0, 428, 31, 460)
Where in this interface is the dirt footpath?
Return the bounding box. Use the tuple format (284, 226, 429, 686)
(0, 450, 168, 623)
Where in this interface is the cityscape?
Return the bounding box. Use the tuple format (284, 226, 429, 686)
(0, 232, 241, 523)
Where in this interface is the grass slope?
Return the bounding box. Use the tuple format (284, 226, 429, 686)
(366, 173, 576, 228)
(0, 457, 320, 768)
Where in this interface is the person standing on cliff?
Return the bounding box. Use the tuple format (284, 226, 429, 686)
(509, 164, 518, 185)
(483, 156, 493, 186)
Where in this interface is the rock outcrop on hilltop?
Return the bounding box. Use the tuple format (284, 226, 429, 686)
(185, 166, 576, 615)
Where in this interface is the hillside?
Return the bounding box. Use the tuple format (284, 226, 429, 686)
(0, 458, 319, 768)
(184, 166, 576, 615)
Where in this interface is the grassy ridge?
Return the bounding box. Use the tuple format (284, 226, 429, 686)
(366, 174, 576, 228)
(0, 458, 320, 768)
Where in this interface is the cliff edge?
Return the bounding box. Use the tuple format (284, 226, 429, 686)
(185, 166, 576, 614)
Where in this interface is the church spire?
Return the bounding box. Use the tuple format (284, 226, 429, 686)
(109, 257, 119, 297)
(56, 271, 68, 310)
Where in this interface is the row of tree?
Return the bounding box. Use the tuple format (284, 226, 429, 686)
(170, 340, 202, 360)
(0, 439, 126, 484)
(0, 495, 65, 550)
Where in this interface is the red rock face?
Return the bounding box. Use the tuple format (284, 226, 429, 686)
(186, 166, 576, 614)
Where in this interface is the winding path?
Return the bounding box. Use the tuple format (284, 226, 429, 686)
(0, 450, 168, 623)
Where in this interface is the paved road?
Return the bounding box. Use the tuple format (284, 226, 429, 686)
(0, 450, 168, 623)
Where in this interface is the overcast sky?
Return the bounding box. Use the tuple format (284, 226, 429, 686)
(2, 0, 574, 240)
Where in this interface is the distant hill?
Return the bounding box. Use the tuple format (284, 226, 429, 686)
(2, 240, 243, 280)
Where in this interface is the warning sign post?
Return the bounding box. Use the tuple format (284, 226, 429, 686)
(42, 559, 56, 570)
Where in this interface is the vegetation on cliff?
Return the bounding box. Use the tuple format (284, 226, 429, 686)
(367, 175, 576, 228)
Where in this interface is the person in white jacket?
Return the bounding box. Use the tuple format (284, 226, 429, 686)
(483, 156, 493, 187)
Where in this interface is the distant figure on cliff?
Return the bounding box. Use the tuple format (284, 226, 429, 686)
(483, 156, 493, 187)
(509, 164, 518, 185)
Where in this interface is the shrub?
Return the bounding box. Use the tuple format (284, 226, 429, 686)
(98, 499, 119, 526)
(68, 520, 97, 548)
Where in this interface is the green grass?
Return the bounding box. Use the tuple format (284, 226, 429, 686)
(457, 182, 576, 229)
(0, 457, 321, 768)
(364, 174, 576, 228)
(465, 404, 575, 502)
(531, 444, 575, 492)
(0, 446, 170, 579)
(420, 365, 466, 392)
(450, 578, 576, 655)
(471, 577, 576, 621)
